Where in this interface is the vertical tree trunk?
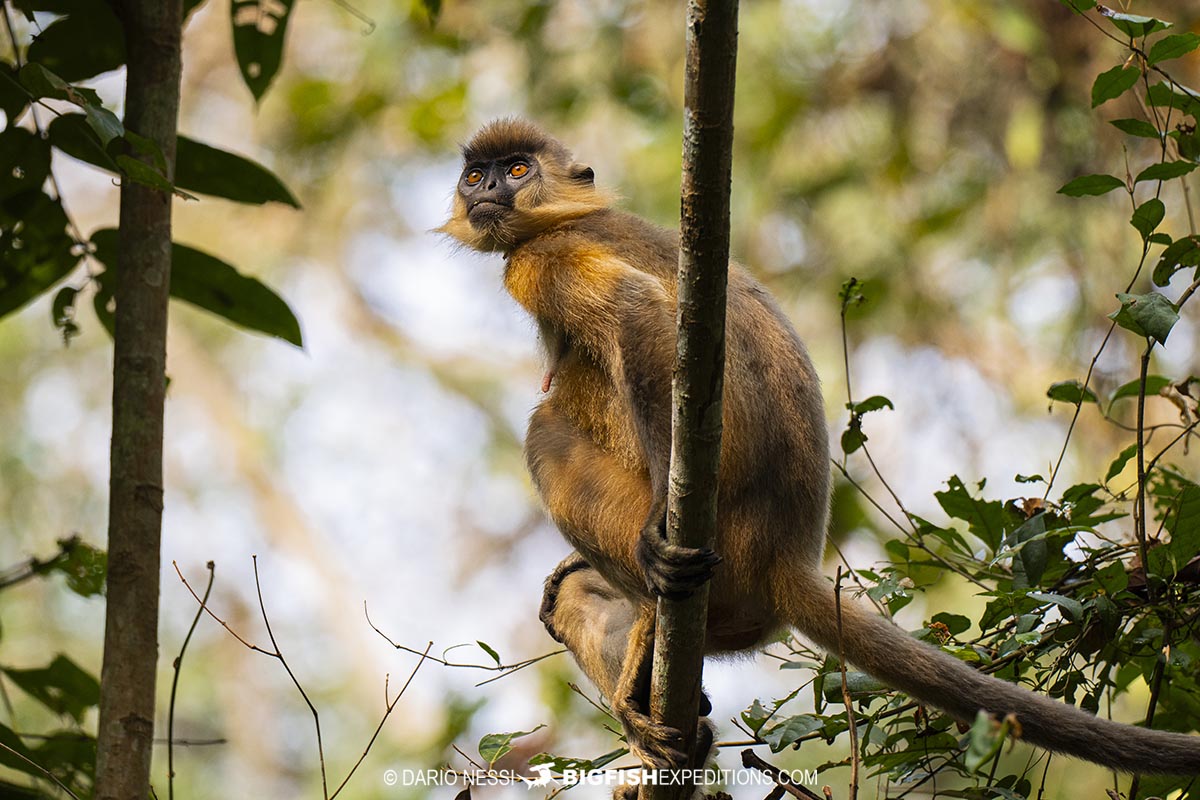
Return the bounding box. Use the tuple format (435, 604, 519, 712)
(644, 2, 738, 799)
(94, 1, 183, 797)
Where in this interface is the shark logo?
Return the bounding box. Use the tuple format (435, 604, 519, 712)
(526, 764, 556, 787)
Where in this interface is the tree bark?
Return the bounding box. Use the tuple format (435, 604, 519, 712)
(94, 1, 183, 797)
(644, 2, 738, 799)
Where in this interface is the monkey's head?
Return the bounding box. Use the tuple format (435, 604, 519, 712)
(437, 118, 612, 253)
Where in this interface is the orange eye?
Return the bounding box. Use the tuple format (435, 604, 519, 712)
(509, 163, 529, 178)
(464, 169, 484, 186)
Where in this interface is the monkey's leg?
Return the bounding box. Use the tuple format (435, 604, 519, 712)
(540, 562, 714, 773)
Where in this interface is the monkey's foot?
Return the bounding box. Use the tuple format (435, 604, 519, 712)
(636, 517, 721, 600)
(539, 553, 590, 643)
(619, 703, 690, 772)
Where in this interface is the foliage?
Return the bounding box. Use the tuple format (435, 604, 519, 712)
(0, 0, 302, 344)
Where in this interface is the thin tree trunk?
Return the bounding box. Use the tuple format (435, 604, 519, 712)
(93, 1, 183, 797)
(644, 2, 738, 799)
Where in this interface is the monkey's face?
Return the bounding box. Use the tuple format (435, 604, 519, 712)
(437, 119, 611, 253)
(458, 156, 540, 233)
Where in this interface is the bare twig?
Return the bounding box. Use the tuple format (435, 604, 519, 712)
(329, 642, 432, 799)
(251, 555, 329, 798)
(365, 602, 565, 687)
(0, 537, 82, 591)
(740, 749, 823, 800)
(0, 741, 82, 800)
(168, 560, 214, 800)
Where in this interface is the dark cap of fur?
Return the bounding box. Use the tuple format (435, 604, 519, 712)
(461, 117, 572, 164)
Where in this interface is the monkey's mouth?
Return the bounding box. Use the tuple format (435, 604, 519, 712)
(468, 199, 512, 227)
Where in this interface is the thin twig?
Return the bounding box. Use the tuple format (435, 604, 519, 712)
(365, 602, 564, 686)
(834, 569, 859, 800)
(168, 560, 214, 800)
(740, 749, 823, 800)
(174, 563, 273, 654)
(0, 741, 82, 800)
(252, 555, 329, 799)
(1135, 344, 1154, 601)
(329, 642, 433, 799)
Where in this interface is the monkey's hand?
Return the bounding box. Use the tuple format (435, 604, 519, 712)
(539, 553, 591, 643)
(635, 502, 721, 600)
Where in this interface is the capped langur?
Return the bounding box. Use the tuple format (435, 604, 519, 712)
(439, 118, 1200, 781)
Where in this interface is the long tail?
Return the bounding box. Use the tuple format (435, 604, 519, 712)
(781, 569, 1200, 774)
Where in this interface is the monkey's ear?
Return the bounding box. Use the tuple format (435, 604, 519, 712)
(571, 165, 595, 184)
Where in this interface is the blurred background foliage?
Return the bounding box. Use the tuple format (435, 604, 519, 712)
(2, 0, 1200, 797)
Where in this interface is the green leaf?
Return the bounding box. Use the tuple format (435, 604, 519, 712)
(850, 395, 893, 415)
(1135, 160, 1199, 184)
(53, 539, 106, 597)
(1108, 291, 1179, 343)
(762, 714, 823, 753)
(821, 671, 887, 704)
(1153, 235, 1200, 286)
(51, 285, 80, 343)
(476, 641, 501, 666)
(1046, 379, 1097, 404)
(90, 228, 303, 346)
(478, 725, 545, 767)
(1148, 485, 1200, 577)
(1091, 65, 1141, 108)
(115, 154, 183, 196)
(46, 113, 119, 171)
(1146, 81, 1200, 119)
(741, 699, 771, 733)
(1057, 0, 1095, 10)
(1181, 130, 1200, 162)
(529, 748, 625, 775)
(28, 730, 95, 794)
(1109, 118, 1161, 139)
(0, 63, 29, 123)
(1147, 32, 1200, 65)
(1098, 9, 1170, 38)
(19, 63, 124, 145)
(840, 420, 865, 455)
(1057, 173, 1124, 197)
(3, 655, 100, 722)
(0, 722, 38, 779)
(965, 711, 1007, 773)
(930, 612, 971, 636)
(48, 114, 299, 206)
(1130, 198, 1165, 240)
(0, 190, 80, 319)
(1104, 443, 1132, 482)
(1108, 375, 1173, 410)
(1027, 591, 1084, 621)
(935, 476, 1007, 552)
(0, 127, 51, 202)
(26, 3, 125, 82)
(175, 137, 300, 207)
(231, 0, 296, 101)
(18, 61, 72, 100)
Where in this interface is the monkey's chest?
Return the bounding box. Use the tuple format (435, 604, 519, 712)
(549, 360, 642, 471)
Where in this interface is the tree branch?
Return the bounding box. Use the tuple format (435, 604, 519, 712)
(645, 2, 738, 799)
